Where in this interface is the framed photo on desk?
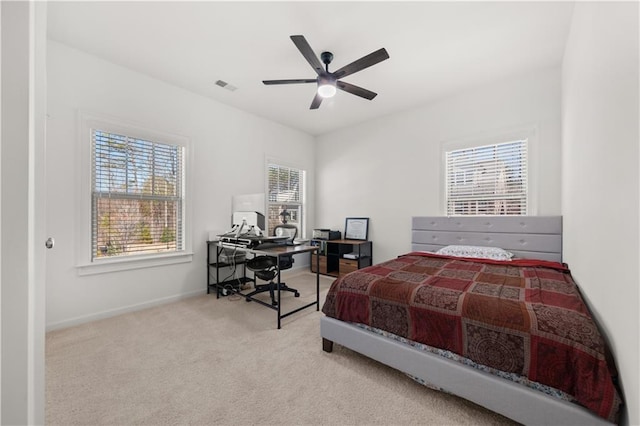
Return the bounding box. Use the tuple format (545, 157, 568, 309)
(344, 217, 369, 240)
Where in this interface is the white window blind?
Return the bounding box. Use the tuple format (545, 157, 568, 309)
(267, 163, 305, 234)
(446, 140, 527, 216)
(92, 130, 185, 260)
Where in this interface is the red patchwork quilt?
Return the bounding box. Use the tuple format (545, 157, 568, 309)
(322, 252, 622, 423)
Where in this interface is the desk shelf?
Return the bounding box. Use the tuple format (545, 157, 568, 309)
(209, 259, 247, 268)
(207, 242, 252, 296)
(310, 239, 372, 278)
(208, 276, 253, 295)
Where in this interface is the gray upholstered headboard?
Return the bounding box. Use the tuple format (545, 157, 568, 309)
(411, 216, 562, 262)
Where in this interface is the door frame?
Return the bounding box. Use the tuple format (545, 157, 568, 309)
(1, 1, 47, 424)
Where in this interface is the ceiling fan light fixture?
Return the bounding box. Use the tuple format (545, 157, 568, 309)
(318, 83, 336, 98)
(317, 75, 337, 98)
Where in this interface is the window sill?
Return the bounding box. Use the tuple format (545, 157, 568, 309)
(77, 251, 193, 276)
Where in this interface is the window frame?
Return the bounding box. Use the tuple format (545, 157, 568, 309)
(77, 112, 192, 275)
(265, 159, 306, 238)
(440, 126, 538, 216)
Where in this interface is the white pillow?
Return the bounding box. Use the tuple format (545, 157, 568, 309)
(435, 245, 514, 261)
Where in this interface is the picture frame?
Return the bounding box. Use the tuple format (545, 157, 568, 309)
(344, 217, 369, 241)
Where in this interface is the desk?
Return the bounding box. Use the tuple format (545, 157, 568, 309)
(207, 241, 320, 329)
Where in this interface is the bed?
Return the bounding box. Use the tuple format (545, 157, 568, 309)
(320, 216, 622, 425)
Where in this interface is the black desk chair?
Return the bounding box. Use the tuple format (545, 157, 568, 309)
(245, 224, 299, 306)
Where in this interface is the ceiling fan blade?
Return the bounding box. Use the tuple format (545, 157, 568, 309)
(263, 79, 317, 85)
(310, 93, 323, 109)
(333, 48, 390, 79)
(337, 81, 377, 100)
(290, 35, 324, 75)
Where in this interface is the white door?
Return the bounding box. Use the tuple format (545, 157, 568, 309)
(1, 1, 47, 424)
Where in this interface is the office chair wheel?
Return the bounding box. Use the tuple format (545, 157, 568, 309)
(294, 291, 300, 297)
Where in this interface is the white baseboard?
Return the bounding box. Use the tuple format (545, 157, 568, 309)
(46, 288, 205, 332)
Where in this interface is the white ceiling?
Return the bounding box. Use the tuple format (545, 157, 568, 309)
(47, 1, 575, 136)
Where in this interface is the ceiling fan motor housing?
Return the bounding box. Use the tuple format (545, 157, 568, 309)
(318, 74, 336, 86)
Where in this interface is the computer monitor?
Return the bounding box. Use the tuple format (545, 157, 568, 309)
(230, 211, 265, 237)
(232, 211, 265, 229)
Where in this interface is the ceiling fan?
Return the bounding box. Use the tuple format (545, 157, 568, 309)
(263, 35, 390, 110)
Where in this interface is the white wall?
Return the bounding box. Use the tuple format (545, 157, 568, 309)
(316, 68, 562, 263)
(562, 3, 639, 425)
(46, 41, 315, 329)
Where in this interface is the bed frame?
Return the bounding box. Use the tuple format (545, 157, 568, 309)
(321, 216, 613, 425)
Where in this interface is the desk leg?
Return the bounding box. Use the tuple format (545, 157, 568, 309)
(316, 249, 320, 310)
(277, 256, 281, 329)
(215, 245, 221, 299)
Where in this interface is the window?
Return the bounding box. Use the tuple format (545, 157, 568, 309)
(267, 163, 305, 235)
(91, 129, 185, 260)
(445, 140, 527, 215)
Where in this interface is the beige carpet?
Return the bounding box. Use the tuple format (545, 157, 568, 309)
(46, 272, 517, 425)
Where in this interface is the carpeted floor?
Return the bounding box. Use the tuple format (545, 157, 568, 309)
(46, 271, 517, 425)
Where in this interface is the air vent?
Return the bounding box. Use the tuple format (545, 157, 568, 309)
(215, 80, 238, 92)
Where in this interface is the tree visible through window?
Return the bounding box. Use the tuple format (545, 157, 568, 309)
(446, 140, 527, 215)
(92, 130, 184, 259)
(267, 163, 305, 235)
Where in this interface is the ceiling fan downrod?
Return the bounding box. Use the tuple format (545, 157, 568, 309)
(321, 51, 333, 72)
